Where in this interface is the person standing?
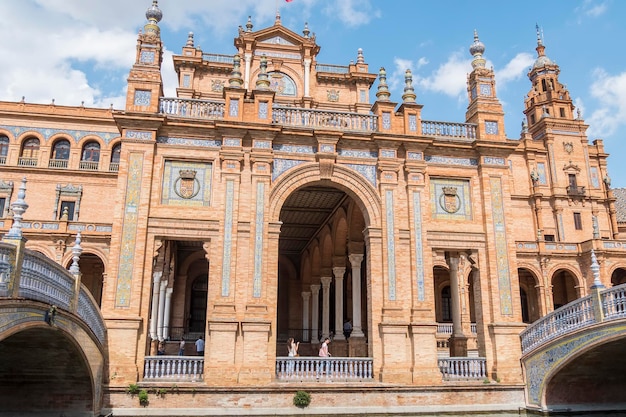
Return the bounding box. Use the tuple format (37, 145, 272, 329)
(178, 339, 186, 356)
(318, 337, 331, 376)
(195, 336, 205, 356)
(343, 319, 352, 339)
(287, 337, 299, 357)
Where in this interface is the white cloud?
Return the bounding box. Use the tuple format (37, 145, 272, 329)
(419, 51, 470, 98)
(586, 68, 626, 139)
(323, 0, 380, 27)
(496, 53, 535, 86)
(575, 0, 609, 18)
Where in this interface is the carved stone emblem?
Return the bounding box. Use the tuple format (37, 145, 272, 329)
(563, 141, 573, 154)
(211, 79, 224, 92)
(440, 186, 460, 213)
(174, 169, 200, 199)
(327, 89, 340, 102)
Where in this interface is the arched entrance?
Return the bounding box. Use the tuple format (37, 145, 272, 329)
(0, 327, 94, 414)
(518, 268, 541, 323)
(275, 184, 369, 357)
(551, 269, 579, 309)
(78, 253, 105, 306)
(611, 267, 626, 286)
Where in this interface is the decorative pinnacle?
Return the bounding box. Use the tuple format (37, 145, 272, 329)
(356, 48, 365, 64)
(6, 178, 29, 239)
(402, 69, 416, 103)
(375, 67, 391, 101)
(229, 55, 244, 88)
(590, 249, 604, 289)
(186, 32, 194, 47)
(256, 55, 271, 90)
(144, 0, 162, 37)
(469, 29, 486, 69)
(303, 22, 310, 38)
(69, 232, 83, 275)
(246, 16, 253, 32)
(536, 23, 543, 46)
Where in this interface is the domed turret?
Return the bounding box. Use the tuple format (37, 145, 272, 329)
(143, 0, 162, 37)
(469, 30, 486, 69)
(532, 24, 554, 69)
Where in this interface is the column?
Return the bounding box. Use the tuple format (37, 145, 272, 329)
(447, 253, 467, 356)
(333, 267, 346, 340)
(320, 276, 332, 340)
(303, 58, 311, 97)
(149, 271, 162, 340)
(348, 254, 364, 338)
(163, 287, 173, 340)
(244, 52, 252, 90)
(310, 284, 320, 344)
(301, 291, 311, 342)
(157, 279, 167, 341)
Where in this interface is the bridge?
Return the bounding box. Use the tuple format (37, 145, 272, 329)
(520, 252, 626, 414)
(0, 179, 106, 416)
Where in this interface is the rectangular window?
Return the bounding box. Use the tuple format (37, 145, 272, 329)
(0, 197, 5, 217)
(59, 201, 75, 221)
(544, 234, 555, 242)
(574, 212, 582, 230)
(559, 108, 565, 118)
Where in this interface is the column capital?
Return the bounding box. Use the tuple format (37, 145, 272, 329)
(301, 291, 311, 301)
(332, 266, 346, 279)
(320, 276, 332, 288)
(348, 253, 364, 266)
(311, 283, 320, 294)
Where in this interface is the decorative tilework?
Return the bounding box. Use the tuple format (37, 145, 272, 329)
(268, 72, 297, 96)
(224, 138, 241, 147)
(229, 99, 239, 117)
(382, 112, 391, 130)
(222, 180, 235, 297)
(0, 124, 118, 144)
(430, 179, 472, 220)
(255, 51, 301, 60)
(380, 149, 396, 158)
(115, 152, 143, 307)
(425, 155, 478, 166)
(133, 90, 152, 106)
(253, 182, 265, 298)
(407, 152, 423, 160)
(483, 156, 506, 165)
(408, 114, 417, 132)
(161, 160, 212, 206)
(319, 144, 334, 153)
(272, 159, 305, 181)
(385, 190, 396, 301)
(126, 130, 152, 140)
(254, 140, 271, 149)
(343, 164, 376, 187)
(140, 50, 155, 64)
(490, 177, 512, 316)
(590, 166, 600, 188)
(258, 101, 268, 119)
(537, 162, 547, 185)
(273, 144, 314, 154)
(558, 213, 565, 241)
(339, 149, 377, 159)
(157, 136, 221, 147)
(485, 121, 499, 135)
(413, 191, 425, 301)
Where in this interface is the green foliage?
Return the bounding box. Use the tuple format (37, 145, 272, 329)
(156, 388, 167, 398)
(293, 390, 311, 408)
(126, 383, 140, 395)
(138, 389, 149, 406)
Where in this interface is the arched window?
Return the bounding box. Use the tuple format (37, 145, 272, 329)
(52, 139, 70, 160)
(81, 142, 100, 162)
(111, 143, 121, 164)
(19, 137, 39, 166)
(0, 135, 9, 158)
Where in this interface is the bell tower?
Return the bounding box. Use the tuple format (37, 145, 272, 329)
(125, 0, 164, 113)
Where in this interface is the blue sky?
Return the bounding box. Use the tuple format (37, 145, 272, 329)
(1, 0, 625, 186)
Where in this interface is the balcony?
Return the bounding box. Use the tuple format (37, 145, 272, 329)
(272, 106, 377, 132)
(567, 185, 586, 197)
(421, 120, 477, 141)
(48, 159, 68, 169)
(17, 157, 37, 167)
(109, 162, 119, 172)
(143, 356, 204, 381)
(276, 356, 373, 381)
(79, 161, 99, 171)
(0, 156, 6, 165)
(159, 97, 225, 120)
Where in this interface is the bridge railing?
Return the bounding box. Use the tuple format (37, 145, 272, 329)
(144, 356, 204, 381)
(601, 285, 626, 320)
(20, 251, 75, 311)
(438, 357, 487, 380)
(275, 356, 373, 381)
(0, 243, 14, 297)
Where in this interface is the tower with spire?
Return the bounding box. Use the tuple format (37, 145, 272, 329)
(465, 30, 506, 141)
(125, 0, 164, 113)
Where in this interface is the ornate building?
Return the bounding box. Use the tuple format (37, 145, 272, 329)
(1, 1, 625, 415)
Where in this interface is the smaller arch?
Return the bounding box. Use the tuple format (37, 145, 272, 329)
(551, 268, 582, 309)
(20, 136, 40, 158)
(81, 141, 101, 162)
(610, 266, 626, 286)
(0, 134, 9, 158)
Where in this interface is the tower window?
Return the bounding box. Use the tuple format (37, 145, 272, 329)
(59, 201, 75, 221)
(530, 114, 536, 125)
(573, 212, 582, 230)
(559, 108, 565, 118)
(541, 79, 547, 92)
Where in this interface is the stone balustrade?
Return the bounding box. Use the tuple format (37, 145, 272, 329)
(272, 106, 378, 132)
(159, 97, 225, 120)
(421, 120, 477, 140)
(437, 357, 487, 380)
(144, 356, 204, 381)
(275, 356, 373, 381)
(315, 63, 350, 74)
(436, 323, 477, 334)
(520, 283, 626, 355)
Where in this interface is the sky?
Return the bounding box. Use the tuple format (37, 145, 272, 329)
(1, 0, 625, 186)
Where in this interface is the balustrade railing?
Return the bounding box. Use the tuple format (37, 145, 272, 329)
(144, 356, 204, 381)
(436, 323, 477, 334)
(438, 357, 486, 380)
(109, 162, 119, 172)
(0, 244, 13, 297)
(0, 156, 6, 165)
(276, 356, 373, 381)
(520, 296, 594, 354)
(17, 157, 37, 167)
(602, 285, 626, 320)
(48, 159, 68, 169)
(272, 106, 377, 132)
(315, 63, 350, 74)
(159, 97, 225, 120)
(79, 161, 99, 171)
(421, 120, 477, 140)
(19, 251, 74, 310)
(77, 289, 106, 343)
(203, 53, 234, 64)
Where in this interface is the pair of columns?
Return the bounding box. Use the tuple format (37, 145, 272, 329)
(149, 271, 173, 342)
(302, 254, 364, 343)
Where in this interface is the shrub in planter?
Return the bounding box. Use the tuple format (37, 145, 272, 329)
(126, 384, 140, 395)
(138, 389, 149, 406)
(293, 390, 311, 408)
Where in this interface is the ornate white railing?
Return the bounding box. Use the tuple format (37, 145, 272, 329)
(276, 356, 373, 381)
(19, 251, 74, 311)
(77, 288, 106, 343)
(0, 244, 13, 297)
(17, 157, 37, 167)
(48, 159, 68, 169)
(272, 106, 377, 132)
(602, 285, 626, 320)
(144, 356, 204, 381)
(0, 156, 6, 165)
(315, 63, 350, 74)
(159, 97, 225, 120)
(109, 162, 119, 172)
(203, 53, 234, 64)
(421, 120, 477, 140)
(438, 357, 486, 380)
(79, 161, 99, 171)
(520, 296, 595, 354)
(436, 323, 477, 334)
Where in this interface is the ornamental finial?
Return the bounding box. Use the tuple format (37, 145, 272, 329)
(402, 69, 416, 103)
(376, 67, 391, 101)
